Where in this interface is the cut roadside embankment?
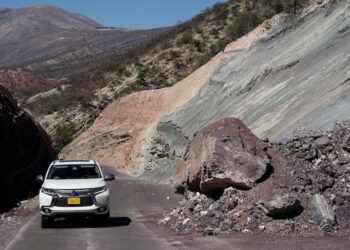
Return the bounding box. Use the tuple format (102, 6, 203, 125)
(59, 8, 280, 173)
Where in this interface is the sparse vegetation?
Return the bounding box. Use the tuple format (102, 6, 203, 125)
(180, 32, 194, 44)
(51, 122, 77, 152)
(169, 50, 180, 60)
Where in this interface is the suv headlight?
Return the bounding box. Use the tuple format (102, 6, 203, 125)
(94, 186, 107, 195)
(42, 188, 57, 196)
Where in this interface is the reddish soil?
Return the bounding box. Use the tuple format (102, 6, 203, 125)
(0, 69, 58, 89)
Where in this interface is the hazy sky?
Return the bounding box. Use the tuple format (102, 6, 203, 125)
(0, 0, 227, 29)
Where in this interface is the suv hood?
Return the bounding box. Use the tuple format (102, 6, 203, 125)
(43, 179, 105, 190)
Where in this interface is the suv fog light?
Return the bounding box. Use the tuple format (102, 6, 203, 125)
(41, 207, 52, 214)
(98, 207, 106, 212)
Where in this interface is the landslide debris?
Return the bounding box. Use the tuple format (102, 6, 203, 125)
(0, 85, 56, 211)
(161, 118, 350, 236)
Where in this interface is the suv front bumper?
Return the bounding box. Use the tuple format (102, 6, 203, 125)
(39, 190, 109, 216)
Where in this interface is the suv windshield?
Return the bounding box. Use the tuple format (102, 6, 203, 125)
(47, 164, 102, 179)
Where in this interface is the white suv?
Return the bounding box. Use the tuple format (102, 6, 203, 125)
(36, 160, 115, 228)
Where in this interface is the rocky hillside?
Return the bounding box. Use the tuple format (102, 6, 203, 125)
(0, 4, 169, 77)
(34, 0, 295, 152)
(61, 0, 327, 175)
(0, 85, 56, 212)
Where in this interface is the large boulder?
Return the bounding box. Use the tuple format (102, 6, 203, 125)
(0, 85, 56, 210)
(174, 117, 270, 194)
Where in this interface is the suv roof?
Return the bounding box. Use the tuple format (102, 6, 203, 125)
(52, 160, 96, 166)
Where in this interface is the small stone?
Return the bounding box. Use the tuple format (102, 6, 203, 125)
(203, 227, 214, 235)
(310, 194, 335, 233)
(242, 229, 251, 233)
(315, 136, 330, 147)
(332, 159, 340, 166)
(182, 218, 190, 225)
(328, 154, 337, 161)
(233, 210, 243, 217)
(166, 196, 170, 200)
(200, 210, 208, 216)
(258, 193, 301, 218)
(258, 225, 265, 231)
(302, 143, 311, 150)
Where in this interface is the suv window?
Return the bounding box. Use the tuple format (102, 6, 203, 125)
(47, 164, 102, 179)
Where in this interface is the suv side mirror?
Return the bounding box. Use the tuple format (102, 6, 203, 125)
(104, 174, 115, 181)
(35, 175, 44, 183)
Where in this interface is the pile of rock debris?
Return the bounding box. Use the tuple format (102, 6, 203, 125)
(160, 118, 350, 236)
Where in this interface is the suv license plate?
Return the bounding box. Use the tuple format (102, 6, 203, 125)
(68, 198, 81, 205)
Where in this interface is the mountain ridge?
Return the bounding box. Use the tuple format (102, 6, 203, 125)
(0, 4, 169, 77)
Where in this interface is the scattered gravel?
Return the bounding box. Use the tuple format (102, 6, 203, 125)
(0, 196, 38, 248)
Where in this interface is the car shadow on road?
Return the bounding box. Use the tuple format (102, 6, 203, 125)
(49, 216, 132, 229)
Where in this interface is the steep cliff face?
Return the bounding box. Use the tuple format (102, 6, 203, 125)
(135, 0, 350, 183)
(162, 1, 350, 141)
(0, 85, 56, 210)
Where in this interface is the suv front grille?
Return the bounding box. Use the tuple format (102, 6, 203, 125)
(53, 196, 94, 207)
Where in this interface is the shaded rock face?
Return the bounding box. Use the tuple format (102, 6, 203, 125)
(174, 118, 270, 195)
(0, 85, 56, 210)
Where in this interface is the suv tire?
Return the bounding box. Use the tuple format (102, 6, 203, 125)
(98, 211, 110, 226)
(41, 215, 52, 228)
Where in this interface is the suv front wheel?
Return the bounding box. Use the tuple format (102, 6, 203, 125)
(97, 211, 110, 226)
(41, 215, 53, 228)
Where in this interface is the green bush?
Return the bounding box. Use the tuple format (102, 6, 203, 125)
(169, 50, 180, 60)
(195, 53, 212, 69)
(192, 39, 204, 52)
(181, 32, 193, 44)
(52, 122, 77, 152)
(160, 41, 172, 50)
(210, 39, 227, 55)
(226, 11, 262, 40)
